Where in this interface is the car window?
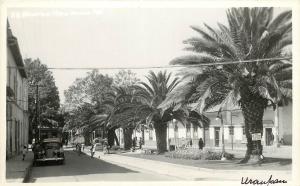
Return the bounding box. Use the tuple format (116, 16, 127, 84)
(44, 142, 60, 149)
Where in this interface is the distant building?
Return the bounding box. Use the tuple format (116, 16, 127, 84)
(6, 22, 29, 159)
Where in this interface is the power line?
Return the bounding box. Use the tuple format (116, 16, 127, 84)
(6, 57, 292, 70)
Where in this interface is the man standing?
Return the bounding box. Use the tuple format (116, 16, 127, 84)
(132, 137, 137, 151)
(22, 146, 27, 161)
(198, 138, 204, 150)
(139, 137, 143, 149)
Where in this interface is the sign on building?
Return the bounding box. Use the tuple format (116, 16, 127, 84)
(251, 133, 262, 141)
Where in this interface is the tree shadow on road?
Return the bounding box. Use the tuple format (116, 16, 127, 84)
(31, 151, 138, 179)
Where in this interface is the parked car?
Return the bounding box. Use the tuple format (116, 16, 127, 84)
(33, 138, 65, 165)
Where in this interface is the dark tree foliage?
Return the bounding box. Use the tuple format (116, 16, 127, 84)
(24, 58, 60, 130)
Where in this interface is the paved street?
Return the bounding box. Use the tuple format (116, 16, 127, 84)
(28, 150, 178, 182)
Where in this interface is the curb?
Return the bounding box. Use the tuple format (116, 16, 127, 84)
(82, 150, 291, 181)
(98, 152, 292, 174)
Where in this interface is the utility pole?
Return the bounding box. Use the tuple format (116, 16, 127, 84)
(34, 84, 41, 142)
(38, 89, 41, 142)
(35, 84, 39, 142)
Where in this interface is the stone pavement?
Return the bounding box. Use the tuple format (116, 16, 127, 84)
(83, 148, 292, 182)
(6, 151, 34, 183)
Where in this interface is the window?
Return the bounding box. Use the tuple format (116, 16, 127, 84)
(242, 126, 245, 135)
(229, 126, 234, 135)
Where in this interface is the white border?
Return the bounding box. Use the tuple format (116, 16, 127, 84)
(0, 1, 299, 186)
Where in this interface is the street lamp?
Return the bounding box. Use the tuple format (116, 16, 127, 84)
(216, 111, 226, 160)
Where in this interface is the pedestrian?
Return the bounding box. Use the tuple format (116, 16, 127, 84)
(103, 139, 109, 154)
(280, 138, 285, 145)
(132, 137, 137, 151)
(139, 137, 143, 149)
(75, 143, 78, 152)
(82, 143, 85, 151)
(90, 143, 96, 158)
(78, 143, 81, 156)
(22, 145, 27, 161)
(198, 138, 204, 150)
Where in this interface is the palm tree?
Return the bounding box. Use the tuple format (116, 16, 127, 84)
(104, 86, 140, 149)
(161, 8, 292, 162)
(90, 86, 142, 149)
(134, 70, 209, 153)
(132, 71, 179, 153)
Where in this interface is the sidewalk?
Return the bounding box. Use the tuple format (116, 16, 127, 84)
(218, 145, 292, 159)
(6, 151, 34, 183)
(83, 149, 292, 182)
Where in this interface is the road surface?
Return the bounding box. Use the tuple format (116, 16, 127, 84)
(28, 150, 178, 182)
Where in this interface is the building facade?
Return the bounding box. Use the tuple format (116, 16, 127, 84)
(6, 23, 29, 159)
(115, 103, 292, 150)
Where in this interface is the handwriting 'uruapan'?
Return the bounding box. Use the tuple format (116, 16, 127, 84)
(241, 175, 287, 185)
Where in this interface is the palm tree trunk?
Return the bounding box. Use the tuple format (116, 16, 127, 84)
(113, 130, 120, 146)
(107, 127, 120, 147)
(240, 97, 267, 164)
(123, 127, 133, 150)
(153, 122, 167, 154)
(83, 131, 91, 146)
(273, 104, 280, 147)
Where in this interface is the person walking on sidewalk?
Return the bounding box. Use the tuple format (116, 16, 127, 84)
(90, 143, 96, 158)
(103, 139, 110, 154)
(22, 145, 27, 161)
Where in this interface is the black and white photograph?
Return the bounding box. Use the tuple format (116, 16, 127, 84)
(1, 1, 299, 185)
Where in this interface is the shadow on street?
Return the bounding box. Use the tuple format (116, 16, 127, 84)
(31, 151, 138, 178)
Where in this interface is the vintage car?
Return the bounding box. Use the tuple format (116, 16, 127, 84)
(33, 138, 65, 165)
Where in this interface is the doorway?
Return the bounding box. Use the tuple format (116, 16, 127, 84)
(214, 127, 220, 147)
(265, 128, 274, 146)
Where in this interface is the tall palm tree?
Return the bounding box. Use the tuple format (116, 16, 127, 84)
(90, 85, 152, 149)
(161, 8, 292, 162)
(88, 86, 137, 148)
(135, 70, 209, 153)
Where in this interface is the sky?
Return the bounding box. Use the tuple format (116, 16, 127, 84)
(7, 7, 287, 103)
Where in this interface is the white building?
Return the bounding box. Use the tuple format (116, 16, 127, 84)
(6, 22, 29, 159)
(115, 103, 292, 150)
